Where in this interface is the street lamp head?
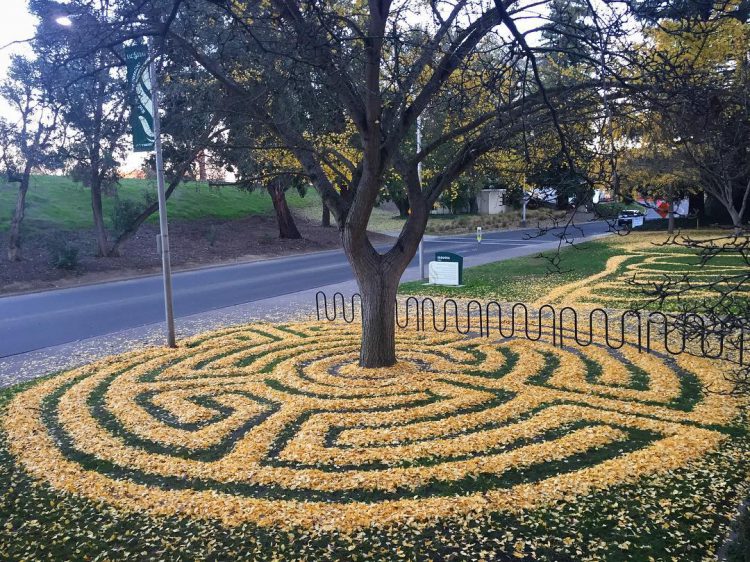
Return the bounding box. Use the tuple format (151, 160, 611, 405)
(55, 15, 73, 27)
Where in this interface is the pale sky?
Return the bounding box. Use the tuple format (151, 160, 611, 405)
(0, 0, 36, 81)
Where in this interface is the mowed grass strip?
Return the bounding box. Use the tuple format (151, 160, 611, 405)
(399, 239, 620, 303)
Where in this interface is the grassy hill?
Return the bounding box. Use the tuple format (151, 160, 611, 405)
(0, 175, 322, 233)
(1, 175, 568, 237)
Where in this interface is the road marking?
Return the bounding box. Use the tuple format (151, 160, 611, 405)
(424, 239, 539, 245)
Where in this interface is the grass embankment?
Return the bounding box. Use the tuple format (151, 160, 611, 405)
(3, 175, 569, 237)
(0, 175, 321, 233)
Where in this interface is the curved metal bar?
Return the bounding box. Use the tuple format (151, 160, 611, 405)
(396, 296, 421, 330)
(684, 312, 726, 360)
(647, 311, 686, 355)
(538, 304, 557, 347)
(484, 301, 502, 338)
(315, 291, 326, 321)
(621, 310, 643, 353)
(332, 292, 345, 322)
(420, 297, 445, 333)
(466, 300, 484, 336)
(646, 311, 667, 354)
(510, 303, 529, 341)
(558, 306, 587, 348)
(346, 293, 361, 324)
(588, 308, 613, 348)
(740, 329, 746, 366)
(312, 292, 733, 364)
(443, 299, 463, 334)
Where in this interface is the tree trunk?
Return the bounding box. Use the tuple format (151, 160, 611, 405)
(198, 151, 207, 182)
(394, 198, 410, 218)
(728, 207, 743, 235)
(322, 204, 331, 227)
(268, 179, 302, 239)
(90, 177, 110, 257)
(667, 199, 675, 234)
(343, 198, 427, 368)
(357, 269, 399, 367)
(7, 167, 31, 262)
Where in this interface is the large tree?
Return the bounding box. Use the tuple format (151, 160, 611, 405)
(48, 0, 632, 366)
(633, 11, 750, 232)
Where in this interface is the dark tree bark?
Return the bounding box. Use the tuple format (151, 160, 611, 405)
(90, 176, 110, 257)
(322, 203, 331, 227)
(88, 78, 111, 258)
(469, 195, 478, 214)
(358, 271, 399, 366)
(7, 165, 32, 262)
(394, 198, 410, 218)
(268, 178, 302, 239)
(667, 199, 675, 234)
(198, 150, 207, 181)
(109, 176, 180, 256)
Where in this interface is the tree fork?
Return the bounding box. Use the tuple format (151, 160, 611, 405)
(268, 178, 302, 239)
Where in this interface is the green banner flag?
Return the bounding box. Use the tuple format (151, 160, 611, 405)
(125, 44, 155, 152)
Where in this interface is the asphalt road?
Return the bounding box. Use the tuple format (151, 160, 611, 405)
(0, 221, 610, 358)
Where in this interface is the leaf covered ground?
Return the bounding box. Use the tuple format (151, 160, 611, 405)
(1, 321, 748, 561)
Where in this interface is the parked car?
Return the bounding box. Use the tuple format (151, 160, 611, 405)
(617, 209, 645, 230)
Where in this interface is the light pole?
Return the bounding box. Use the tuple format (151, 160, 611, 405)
(54, 15, 175, 348)
(148, 39, 176, 347)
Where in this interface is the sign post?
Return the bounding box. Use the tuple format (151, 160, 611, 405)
(476, 226, 482, 248)
(126, 43, 176, 348)
(416, 115, 425, 280)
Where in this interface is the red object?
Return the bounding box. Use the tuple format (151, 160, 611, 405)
(656, 200, 669, 218)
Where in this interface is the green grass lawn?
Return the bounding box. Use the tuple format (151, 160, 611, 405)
(400, 239, 620, 303)
(0, 175, 322, 233)
(400, 231, 750, 312)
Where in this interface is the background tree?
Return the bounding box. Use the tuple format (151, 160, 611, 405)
(619, 115, 699, 233)
(0, 55, 62, 262)
(109, 53, 225, 256)
(623, 1, 750, 398)
(216, 116, 308, 239)
(636, 13, 750, 232)
(32, 1, 129, 257)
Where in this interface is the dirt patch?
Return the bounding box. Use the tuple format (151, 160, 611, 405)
(0, 214, 393, 295)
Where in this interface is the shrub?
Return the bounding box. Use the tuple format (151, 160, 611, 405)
(111, 191, 157, 237)
(48, 240, 79, 270)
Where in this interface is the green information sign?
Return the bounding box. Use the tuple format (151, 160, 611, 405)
(125, 44, 155, 152)
(433, 251, 464, 285)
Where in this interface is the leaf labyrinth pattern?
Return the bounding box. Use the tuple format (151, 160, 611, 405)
(3, 322, 741, 530)
(543, 242, 749, 307)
